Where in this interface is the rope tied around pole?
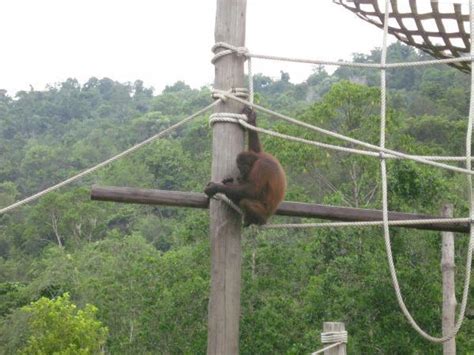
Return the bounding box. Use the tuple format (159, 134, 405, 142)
(209, 89, 250, 126)
(209, 112, 248, 126)
(310, 331, 348, 355)
(212, 43, 254, 103)
(211, 42, 249, 64)
(321, 330, 348, 344)
(211, 87, 249, 103)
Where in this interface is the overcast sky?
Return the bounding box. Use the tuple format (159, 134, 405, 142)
(0, 0, 399, 96)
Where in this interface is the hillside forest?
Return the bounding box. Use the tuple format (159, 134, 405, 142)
(0, 42, 473, 354)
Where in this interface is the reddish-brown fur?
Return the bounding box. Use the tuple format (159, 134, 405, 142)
(204, 107, 286, 226)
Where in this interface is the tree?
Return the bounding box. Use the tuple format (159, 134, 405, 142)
(19, 293, 108, 354)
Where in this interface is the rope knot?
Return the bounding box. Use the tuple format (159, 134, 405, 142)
(235, 46, 249, 57)
(211, 90, 228, 102)
(211, 42, 249, 64)
(211, 88, 249, 102)
(321, 331, 348, 344)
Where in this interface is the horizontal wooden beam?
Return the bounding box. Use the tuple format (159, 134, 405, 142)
(91, 185, 469, 234)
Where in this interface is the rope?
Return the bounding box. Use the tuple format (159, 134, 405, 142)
(211, 43, 254, 104)
(321, 331, 348, 343)
(209, 113, 248, 126)
(238, 119, 474, 162)
(376, 0, 474, 343)
(211, 42, 249, 65)
(0, 101, 220, 216)
(248, 52, 474, 70)
(263, 217, 471, 229)
(213, 41, 474, 70)
(213, 90, 474, 175)
(248, 56, 254, 104)
(208, 109, 474, 162)
(211, 87, 249, 102)
(214, 193, 243, 216)
(310, 331, 347, 355)
(310, 342, 344, 355)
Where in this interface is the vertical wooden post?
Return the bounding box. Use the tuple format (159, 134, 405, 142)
(323, 322, 346, 355)
(441, 204, 456, 355)
(207, 1, 247, 354)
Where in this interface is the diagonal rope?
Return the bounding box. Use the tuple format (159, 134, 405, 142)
(0, 101, 220, 215)
(214, 90, 474, 175)
(310, 342, 344, 355)
(238, 119, 474, 162)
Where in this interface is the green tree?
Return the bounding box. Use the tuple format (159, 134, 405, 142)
(19, 293, 108, 354)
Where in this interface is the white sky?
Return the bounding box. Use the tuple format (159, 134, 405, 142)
(0, 0, 396, 96)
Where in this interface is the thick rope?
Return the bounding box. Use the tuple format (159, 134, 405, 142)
(247, 52, 474, 69)
(310, 342, 344, 355)
(238, 119, 474, 162)
(376, 0, 474, 343)
(213, 41, 474, 69)
(211, 42, 249, 64)
(310, 331, 347, 355)
(321, 331, 348, 343)
(0, 101, 220, 215)
(213, 90, 474, 174)
(210, 111, 474, 162)
(211, 43, 254, 104)
(263, 217, 471, 229)
(214, 193, 243, 216)
(248, 56, 254, 104)
(211, 87, 249, 104)
(209, 113, 248, 126)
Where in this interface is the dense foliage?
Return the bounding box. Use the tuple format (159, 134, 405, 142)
(1, 43, 473, 354)
(16, 293, 107, 354)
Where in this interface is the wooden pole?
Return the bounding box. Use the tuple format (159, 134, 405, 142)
(323, 322, 346, 355)
(441, 204, 456, 355)
(208, 0, 246, 354)
(91, 186, 471, 234)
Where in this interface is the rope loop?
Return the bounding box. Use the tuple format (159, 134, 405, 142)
(233, 87, 249, 98)
(321, 331, 348, 344)
(209, 112, 248, 126)
(211, 42, 249, 64)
